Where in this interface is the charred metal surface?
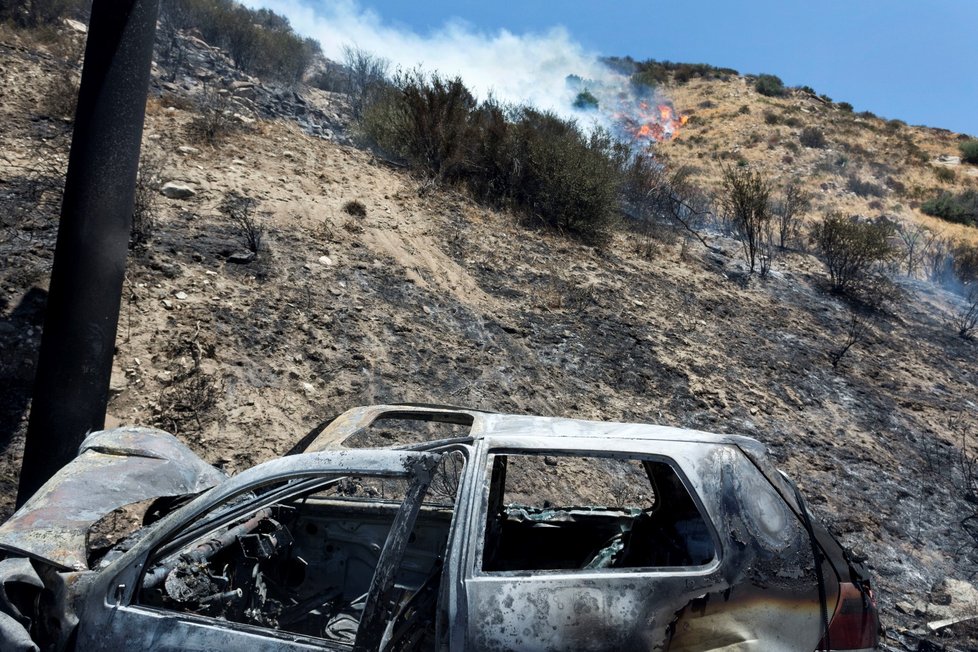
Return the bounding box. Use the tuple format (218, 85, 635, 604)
(458, 438, 835, 651)
(0, 427, 225, 570)
(2, 405, 873, 651)
(304, 404, 762, 454)
(0, 558, 42, 651)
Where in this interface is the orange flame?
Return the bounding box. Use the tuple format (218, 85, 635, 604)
(615, 100, 688, 144)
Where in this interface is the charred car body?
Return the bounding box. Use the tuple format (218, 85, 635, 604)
(0, 404, 879, 651)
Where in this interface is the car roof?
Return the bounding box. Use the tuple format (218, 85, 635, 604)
(300, 403, 767, 456)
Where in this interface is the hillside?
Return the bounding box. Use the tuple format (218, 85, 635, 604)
(2, 18, 978, 651)
(660, 74, 978, 243)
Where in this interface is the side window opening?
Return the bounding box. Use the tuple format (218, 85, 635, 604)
(136, 451, 466, 648)
(481, 453, 715, 572)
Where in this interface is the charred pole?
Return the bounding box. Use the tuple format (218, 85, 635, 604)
(17, 0, 160, 506)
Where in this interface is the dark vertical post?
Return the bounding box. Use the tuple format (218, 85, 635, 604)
(17, 0, 160, 506)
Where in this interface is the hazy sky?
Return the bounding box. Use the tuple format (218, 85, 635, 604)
(247, 0, 978, 135)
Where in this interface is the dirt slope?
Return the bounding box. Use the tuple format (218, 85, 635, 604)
(2, 24, 978, 650)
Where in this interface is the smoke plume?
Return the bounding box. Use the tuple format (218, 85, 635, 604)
(243, 0, 683, 143)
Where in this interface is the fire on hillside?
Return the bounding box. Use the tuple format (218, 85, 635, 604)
(614, 100, 688, 143)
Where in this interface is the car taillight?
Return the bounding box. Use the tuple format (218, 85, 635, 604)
(817, 581, 879, 651)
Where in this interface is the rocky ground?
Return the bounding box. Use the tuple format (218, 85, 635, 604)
(3, 22, 978, 651)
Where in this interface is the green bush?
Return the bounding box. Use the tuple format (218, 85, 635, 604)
(159, 0, 316, 85)
(573, 89, 599, 111)
(720, 164, 772, 273)
(362, 69, 477, 181)
(502, 111, 623, 242)
(959, 140, 978, 164)
(837, 102, 854, 112)
(812, 213, 896, 295)
(362, 73, 624, 243)
(628, 59, 733, 87)
(921, 190, 978, 226)
(755, 74, 786, 97)
(799, 126, 826, 148)
(763, 110, 780, 125)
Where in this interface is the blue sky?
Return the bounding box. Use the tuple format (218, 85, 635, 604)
(251, 0, 978, 135)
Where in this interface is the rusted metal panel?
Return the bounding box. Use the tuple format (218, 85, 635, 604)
(0, 427, 225, 570)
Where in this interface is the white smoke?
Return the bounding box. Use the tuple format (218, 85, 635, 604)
(241, 0, 627, 121)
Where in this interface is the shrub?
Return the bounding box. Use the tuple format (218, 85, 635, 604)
(343, 199, 367, 217)
(935, 166, 956, 184)
(363, 73, 623, 244)
(721, 164, 772, 273)
(1, 0, 89, 27)
(500, 110, 623, 242)
(738, 105, 751, 115)
(763, 110, 780, 125)
(362, 69, 476, 180)
(837, 102, 853, 112)
(131, 151, 165, 250)
(960, 140, 978, 164)
(921, 190, 978, 226)
(772, 181, 809, 249)
(846, 175, 886, 198)
(573, 89, 599, 111)
(219, 191, 264, 254)
(343, 46, 390, 121)
(829, 310, 870, 368)
(40, 67, 79, 120)
(755, 74, 786, 97)
(955, 287, 978, 339)
(158, 0, 315, 84)
(799, 127, 826, 148)
(812, 213, 896, 295)
(185, 86, 243, 146)
(952, 241, 978, 284)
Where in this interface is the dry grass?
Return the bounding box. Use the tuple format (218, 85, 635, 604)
(662, 77, 978, 246)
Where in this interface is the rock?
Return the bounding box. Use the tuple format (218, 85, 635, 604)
(64, 18, 87, 33)
(177, 145, 200, 155)
(161, 182, 196, 199)
(174, 291, 188, 300)
(161, 299, 173, 310)
(109, 369, 127, 395)
(895, 601, 916, 615)
(301, 382, 316, 396)
(318, 255, 333, 266)
(227, 251, 256, 264)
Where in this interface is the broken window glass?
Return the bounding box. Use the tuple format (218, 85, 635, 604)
(481, 453, 716, 572)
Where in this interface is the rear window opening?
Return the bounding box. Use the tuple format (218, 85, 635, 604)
(481, 453, 716, 572)
(342, 411, 475, 448)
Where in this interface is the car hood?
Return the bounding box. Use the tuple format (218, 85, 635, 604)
(0, 427, 226, 571)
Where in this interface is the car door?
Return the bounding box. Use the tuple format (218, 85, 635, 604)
(76, 449, 444, 652)
(453, 437, 832, 651)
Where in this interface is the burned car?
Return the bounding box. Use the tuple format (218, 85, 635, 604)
(0, 404, 879, 651)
